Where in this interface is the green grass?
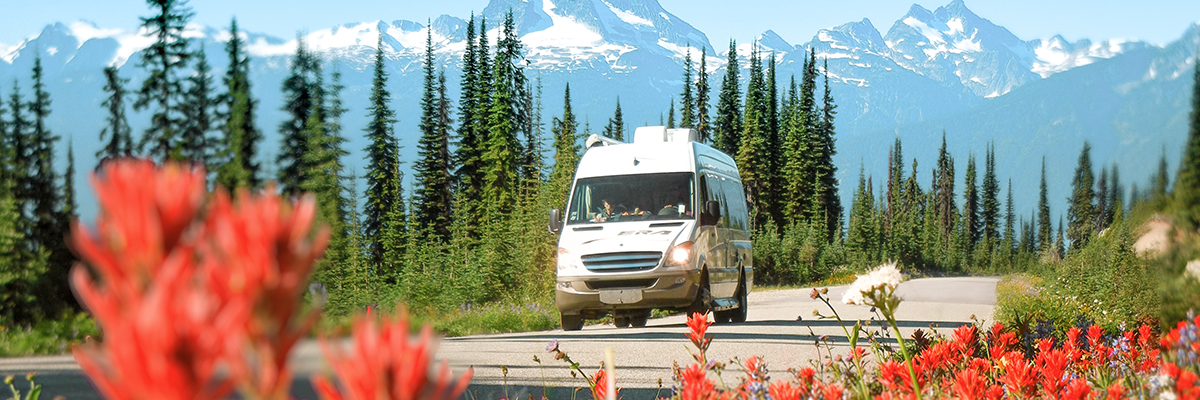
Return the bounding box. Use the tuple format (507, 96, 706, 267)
(0, 312, 99, 357)
(317, 299, 560, 338)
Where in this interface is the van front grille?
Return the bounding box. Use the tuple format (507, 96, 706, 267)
(586, 279, 658, 290)
(581, 251, 662, 272)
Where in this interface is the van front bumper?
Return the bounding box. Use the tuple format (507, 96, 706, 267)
(555, 269, 700, 318)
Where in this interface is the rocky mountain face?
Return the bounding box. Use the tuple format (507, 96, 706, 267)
(0, 0, 1196, 222)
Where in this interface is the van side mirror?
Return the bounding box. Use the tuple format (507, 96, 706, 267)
(548, 208, 563, 233)
(705, 200, 721, 222)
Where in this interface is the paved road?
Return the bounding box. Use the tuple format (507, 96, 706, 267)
(0, 277, 998, 399)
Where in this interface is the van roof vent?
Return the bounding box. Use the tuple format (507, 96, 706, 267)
(633, 126, 697, 144)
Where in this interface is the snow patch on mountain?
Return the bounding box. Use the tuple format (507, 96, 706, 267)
(602, 0, 653, 27)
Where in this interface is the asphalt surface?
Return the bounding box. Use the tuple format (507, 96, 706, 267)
(0, 276, 999, 399)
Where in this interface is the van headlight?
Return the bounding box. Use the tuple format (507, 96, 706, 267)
(557, 247, 583, 271)
(667, 241, 692, 265)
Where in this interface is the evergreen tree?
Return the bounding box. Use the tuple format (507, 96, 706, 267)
(178, 46, 218, 166)
(1154, 147, 1170, 198)
(1177, 58, 1200, 226)
(31, 57, 74, 310)
(885, 137, 903, 235)
(548, 84, 579, 204)
(1003, 179, 1015, 253)
(134, 0, 193, 161)
(799, 51, 818, 139)
(1054, 217, 1066, 259)
(481, 10, 527, 218)
(1037, 158, 1052, 253)
(414, 26, 455, 241)
(981, 143, 1000, 247)
(363, 36, 401, 271)
(276, 36, 320, 195)
(455, 13, 482, 197)
(962, 154, 979, 250)
(815, 58, 840, 239)
(1095, 166, 1109, 232)
(1066, 141, 1096, 251)
(694, 46, 711, 143)
(98, 66, 133, 160)
(737, 44, 773, 228)
(603, 98, 625, 141)
(846, 166, 878, 263)
(216, 17, 262, 189)
(679, 47, 694, 128)
(933, 132, 955, 242)
(780, 75, 813, 224)
(714, 40, 741, 155)
(520, 74, 545, 185)
(666, 98, 676, 129)
(1108, 165, 1122, 223)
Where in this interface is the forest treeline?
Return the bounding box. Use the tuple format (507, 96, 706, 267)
(1, 0, 1198, 326)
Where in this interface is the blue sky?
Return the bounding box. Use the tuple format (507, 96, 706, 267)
(2, 0, 1198, 47)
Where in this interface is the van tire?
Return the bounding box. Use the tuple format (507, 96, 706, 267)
(614, 315, 631, 328)
(630, 310, 649, 327)
(686, 271, 712, 316)
(561, 314, 584, 331)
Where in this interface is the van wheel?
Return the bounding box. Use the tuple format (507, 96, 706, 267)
(630, 310, 650, 328)
(561, 314, 584, 331)
(686, 270, 712, 317)
(730, 274, 748, 323)
(614, 315, 631, 328)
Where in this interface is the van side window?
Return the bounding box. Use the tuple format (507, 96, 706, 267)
(704, 174, 729, 228)
(721, 178, 749, 230)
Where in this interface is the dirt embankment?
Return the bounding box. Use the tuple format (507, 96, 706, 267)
(1134, 218, 1173, 256)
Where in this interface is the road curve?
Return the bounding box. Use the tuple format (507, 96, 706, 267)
(0, 277, 998, 399)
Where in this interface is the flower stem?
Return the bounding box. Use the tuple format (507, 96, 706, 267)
(885, 306, 922, 400)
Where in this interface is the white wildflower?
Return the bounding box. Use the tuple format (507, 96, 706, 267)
(842, 262, 904, 305)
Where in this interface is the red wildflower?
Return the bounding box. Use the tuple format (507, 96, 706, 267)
(70, 160, 241, 400)
(678, 363, 716, 400)
(820, 383, 844, 400)
(984, 385, 1004, 400)
(952, 368, 987, 400)
(312, 309, 472, 400)
(1179, 369, 1199, 400)
(1036, 347, 1070, 398)
(592, 367, 617, 400)
(998, 352, 1036, 398)
(1102, 381, 1126, 400)
(685, 312, 713, 353)
(1060, 378, 1091, 400)
(877, 360, 908, 391)
(768, 380, 802, 400)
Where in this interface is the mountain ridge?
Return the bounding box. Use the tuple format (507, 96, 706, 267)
(0, 0, 1195, 225)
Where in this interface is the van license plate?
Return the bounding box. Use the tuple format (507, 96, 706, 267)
(599, 289, 643, 305)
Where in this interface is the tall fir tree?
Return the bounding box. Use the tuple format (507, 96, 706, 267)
(714, 40, 741, 155)
(780, 75, 813, 225)
(815, 58, 840, 239)
(549, 83, 580, 205)
(1066, 141, 1096, 251)
(1107, 165, 1122, 223)
(666, 98, 676, 129)
(276, 36, 321, 195)
(1095, 166, 1109, 232)
(520, 74, 545, 186)
(933, 132, 956, 242)
(363, 36, 401, 272)
(1037, 158, 1052, 253)
(178, 46, 218, 167)
(414, 26, 455, 241)
(679, 47, 695, 128)
(1176, 57, 1200, 226)
(301, 69, 353, 287)
(455, 13, 483, 197)
(962, 154, 979, 250)
(481, 10, 528, 218)
(216, 17, 263, 189)
(98, 66, 134, 160)
(981, 143, 1000, 246)
(134, 0, 193, 161)
(737, 43, 774, 228)
(1154, 147, 1170, 198)
(1004, 179, 1015, 253)
(603, 98, 625, 141)
(885, 137, 903, 235)
(694, 46, 711, 143)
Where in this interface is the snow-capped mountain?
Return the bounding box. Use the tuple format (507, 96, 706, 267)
(0, 0, 1196, 224)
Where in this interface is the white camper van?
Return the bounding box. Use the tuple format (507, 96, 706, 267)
(548, 126, 753, 331)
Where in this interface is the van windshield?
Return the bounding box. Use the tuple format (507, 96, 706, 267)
(566, 172, 694, 225)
